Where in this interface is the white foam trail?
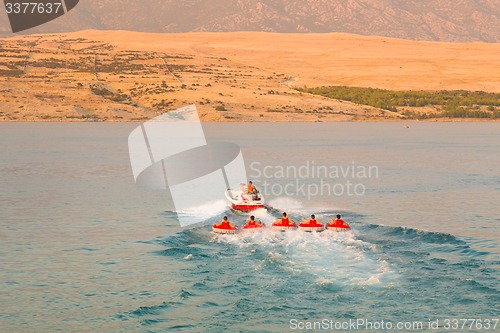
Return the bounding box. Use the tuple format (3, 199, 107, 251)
(267, 197, 348, 215)
(249, 208, 277, 225)
(266, 198, 347, 225)
(211, 228, 397, 288)
(176, 199, 227, 223)
(267, 197, 303, 212)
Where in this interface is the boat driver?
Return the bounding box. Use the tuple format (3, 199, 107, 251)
(246, 181, 260, 200)
(247, 181, 257, 194)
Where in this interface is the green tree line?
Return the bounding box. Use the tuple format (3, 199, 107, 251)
(299, 86, 499, 119)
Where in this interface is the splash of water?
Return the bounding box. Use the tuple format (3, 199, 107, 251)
(175, 199, 228, 225)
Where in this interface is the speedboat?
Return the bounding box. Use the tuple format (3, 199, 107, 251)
(225, 189, 264, 212)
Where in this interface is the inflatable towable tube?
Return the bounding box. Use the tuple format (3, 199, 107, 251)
(212, 224, 238, 234)
(298, 221, 324, 232)
(326, 220, 351, 232)
(242, 222, 265, 231)
(272, 220, 297, 232)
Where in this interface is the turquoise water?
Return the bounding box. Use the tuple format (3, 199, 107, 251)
(0, 123, 499, 332)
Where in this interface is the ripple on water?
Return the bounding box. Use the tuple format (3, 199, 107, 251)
(114, 219, 499, 330)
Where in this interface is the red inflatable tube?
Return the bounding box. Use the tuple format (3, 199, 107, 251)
(298, 221, 324, 232)
(242, 224, 264, 230)
(272, 221, 297, 231)
(212, 224, 238, 234)
(326, 221, 351, 232)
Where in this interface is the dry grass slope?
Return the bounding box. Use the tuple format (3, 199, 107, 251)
(0, 31, 499, 122)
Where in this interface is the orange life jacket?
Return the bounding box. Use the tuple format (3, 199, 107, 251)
(221, 221, 230, 228)
(248, 184, 254, 193)
(247, 220, 256, 226)
(281, 217, 290, 224)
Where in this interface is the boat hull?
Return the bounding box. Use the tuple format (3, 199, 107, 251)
(225, 189, 264, 212)
(232, 203, 264, 212)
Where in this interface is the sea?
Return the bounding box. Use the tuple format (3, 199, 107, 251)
(0, 122, 499, 332)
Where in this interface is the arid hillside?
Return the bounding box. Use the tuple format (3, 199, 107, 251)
(0, 31, 499, 122)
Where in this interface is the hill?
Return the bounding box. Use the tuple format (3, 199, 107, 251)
(0, 30, 499, 122)
(0, 0, 499, 42)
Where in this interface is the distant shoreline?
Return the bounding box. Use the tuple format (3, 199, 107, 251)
(1, 118, 499, 123)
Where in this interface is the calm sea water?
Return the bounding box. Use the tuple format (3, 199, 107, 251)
(0, 122, 499, 332)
